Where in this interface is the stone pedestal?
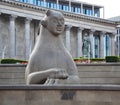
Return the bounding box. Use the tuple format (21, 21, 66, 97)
(0, 85, 120, 105)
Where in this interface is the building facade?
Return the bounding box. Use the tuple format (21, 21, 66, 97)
(108, 16, 120, 56)
(0, 0, 117, 60)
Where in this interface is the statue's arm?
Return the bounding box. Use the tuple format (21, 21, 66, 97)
(26, 68, 68, 84)
(26, 70, 50, 84)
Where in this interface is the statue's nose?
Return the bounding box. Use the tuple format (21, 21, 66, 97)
(57, 24, 62, 27)
(58, 21, 62, 25)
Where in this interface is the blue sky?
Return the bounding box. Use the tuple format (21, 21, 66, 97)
(79, 0, 120, 19)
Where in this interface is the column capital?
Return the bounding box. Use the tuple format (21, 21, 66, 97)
(89, 29, 96, 34)
(100, 31, 106, 36)
(25, 18, 32, 25)
(25, 17, 32, 21)
(65, 25, 72, 30)
(77, 27, 84, 31)
(111, 32, 117, 36)
(10, 15, 17, 20)
(109, 33, 116, 39)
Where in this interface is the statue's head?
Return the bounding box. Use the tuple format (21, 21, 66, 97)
(41, 10, 65, 36)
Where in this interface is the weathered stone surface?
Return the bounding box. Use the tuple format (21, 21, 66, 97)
(25, 10, 80, 85)
(0, 85, 120, 105)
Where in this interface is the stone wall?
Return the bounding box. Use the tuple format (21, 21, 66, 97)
(0, 63, 120, 85)
(0, 64, 25, 84)
(77, 63, 120, 84)
(0, 85, 120, 105)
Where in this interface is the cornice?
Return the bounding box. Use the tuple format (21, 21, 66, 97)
(0, 0, 116, 25)
(63, 11, 116, 25)
(0, 0, 46, 13)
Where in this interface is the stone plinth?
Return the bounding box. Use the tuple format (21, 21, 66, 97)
(0, 85, 120, 105)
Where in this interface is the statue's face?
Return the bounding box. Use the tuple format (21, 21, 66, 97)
(47, 13, 65, 36)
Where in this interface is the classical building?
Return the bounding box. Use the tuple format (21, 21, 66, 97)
(0, 0, 117, 60)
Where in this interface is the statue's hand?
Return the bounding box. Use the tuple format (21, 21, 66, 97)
(49, 68, 68, 79)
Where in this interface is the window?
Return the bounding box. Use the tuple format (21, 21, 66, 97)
(63, 5, 69, 11)
(46, 2, 50, 8)
(94, 8, 100, 17)
(46, 1, 56, 9)
(83, 5, 93, 16)
(19, 0, 23, 2)
(35, 0, 44, 7)
(51, 2, 54, 8)
(19, 0, 29, 3)
(59, 4, 62, 10)
(33, 0, 36, 5)
(71, 4, 81, 13)
(59, 2, 69, 11)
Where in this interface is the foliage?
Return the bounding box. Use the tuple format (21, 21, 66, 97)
(105, 56, 119, 62)
(73, 57, 105, 63)
(73, 58, 80, 61)
(0, 58, 28, 64)
(91, 58, 105, 62)
(119, 57, 120, 62)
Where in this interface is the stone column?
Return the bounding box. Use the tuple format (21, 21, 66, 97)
(92, 5, 94, 16)
(44, 0, 46, 7)
(9, 15, 17, 58)
(25, 18, 32, 60)
(56, 0, 59, 10)
(77, 27, 84, 57)
(65, 25, 72, 53)
(100, 32, 105, 58)
(81, 3, 83, 14)
(89, 29, 95, 58)
(69, 0, 71, 12)
(117, 28, 120, 56)
(111, 33, 116, 56)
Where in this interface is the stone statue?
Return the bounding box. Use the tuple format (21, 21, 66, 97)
(25, 10, 80, 85)
(82, 33, 91, 57)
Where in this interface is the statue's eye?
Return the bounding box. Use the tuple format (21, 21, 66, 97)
(60, 19, 64, 24)
(52, 19, 57, 23)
